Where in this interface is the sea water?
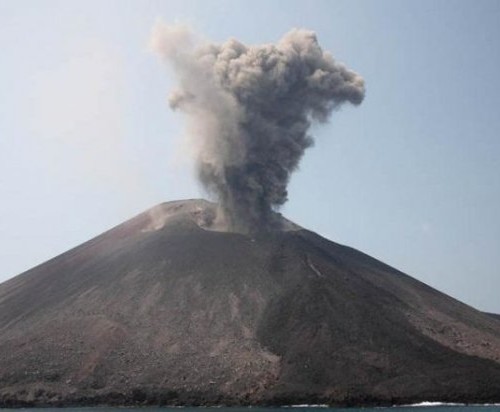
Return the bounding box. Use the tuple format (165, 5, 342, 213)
(2, 406, 500, 412)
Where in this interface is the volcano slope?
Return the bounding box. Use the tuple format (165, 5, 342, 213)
(1, 199, 500, 407)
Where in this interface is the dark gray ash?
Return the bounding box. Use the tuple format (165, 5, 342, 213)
(152, 25, 365, 233)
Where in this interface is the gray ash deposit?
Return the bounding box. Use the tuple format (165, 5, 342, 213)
(1, 199, 500, 407)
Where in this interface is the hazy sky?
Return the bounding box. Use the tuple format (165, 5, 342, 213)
(1, 0, 499, 312)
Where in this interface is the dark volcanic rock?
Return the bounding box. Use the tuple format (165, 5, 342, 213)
(1, 199, 500, 406)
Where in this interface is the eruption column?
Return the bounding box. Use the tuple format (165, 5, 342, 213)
(151, 24, 365, 233)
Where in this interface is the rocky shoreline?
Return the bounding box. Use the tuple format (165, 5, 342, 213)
(2, 389, 500, 409)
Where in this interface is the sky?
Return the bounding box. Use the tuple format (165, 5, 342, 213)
(1, 0, 499, 312)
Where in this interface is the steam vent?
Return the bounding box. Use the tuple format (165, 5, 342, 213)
(1, 199, 500, 406)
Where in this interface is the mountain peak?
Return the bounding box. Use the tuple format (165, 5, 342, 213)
(1, 200, 500, 407)
(138, 198, 302, 234)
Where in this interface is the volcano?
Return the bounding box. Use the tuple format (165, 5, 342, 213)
(1, 199, 500, 407)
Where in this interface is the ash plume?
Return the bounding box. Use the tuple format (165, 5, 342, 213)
(151, 24, 365, 233)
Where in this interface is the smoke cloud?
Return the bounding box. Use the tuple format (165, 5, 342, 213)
(151, 24, 365, 233)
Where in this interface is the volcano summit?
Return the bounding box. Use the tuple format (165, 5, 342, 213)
(1, 199, 500, 407)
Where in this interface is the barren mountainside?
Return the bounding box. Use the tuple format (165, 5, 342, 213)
(1, 199, 500, 406)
